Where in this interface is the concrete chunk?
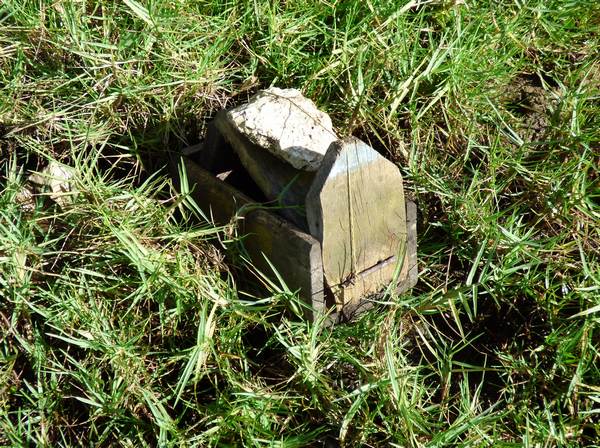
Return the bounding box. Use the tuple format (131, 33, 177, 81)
(225, 87, 337, 171)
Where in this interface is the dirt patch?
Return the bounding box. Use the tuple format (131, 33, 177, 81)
(502, 74, 556, 143)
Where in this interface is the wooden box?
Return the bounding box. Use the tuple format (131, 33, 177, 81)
(173, 121, 417, 323)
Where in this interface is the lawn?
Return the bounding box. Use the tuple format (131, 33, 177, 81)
(1, 0, 599, 446)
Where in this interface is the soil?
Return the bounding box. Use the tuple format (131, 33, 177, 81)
(502, 74, 556, 143)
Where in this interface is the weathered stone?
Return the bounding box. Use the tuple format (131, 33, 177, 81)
(29, 162, 76, 208)
(225, 87, 337, 171)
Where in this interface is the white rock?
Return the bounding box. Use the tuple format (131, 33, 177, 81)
(29, 162, 76, 208)
(225, 87, 337, 171)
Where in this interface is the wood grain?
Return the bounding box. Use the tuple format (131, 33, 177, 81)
(306, 137, 408, 309)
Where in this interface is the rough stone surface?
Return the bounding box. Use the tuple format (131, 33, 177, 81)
(225, 87, 337, 171)
(29, 162, 76, 208)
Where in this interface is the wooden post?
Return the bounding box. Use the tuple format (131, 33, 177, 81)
(174, 125, 418, 323)
(306, 137, 409, 313)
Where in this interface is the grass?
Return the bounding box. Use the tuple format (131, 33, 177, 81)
(1, 0, 599, 445)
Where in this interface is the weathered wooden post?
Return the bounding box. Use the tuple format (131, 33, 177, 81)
(306, 137, 413, 317)
(175, 87, 417, 323)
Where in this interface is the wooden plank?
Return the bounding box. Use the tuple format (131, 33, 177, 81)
(306, 137, 408, 309)
(398, 200, 418, 295)
(175, 157, 325, 321)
